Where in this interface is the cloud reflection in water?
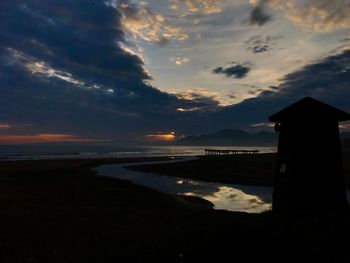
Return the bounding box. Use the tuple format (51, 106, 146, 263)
(182, 185, 271, 213)
(96, 160, 272, 213)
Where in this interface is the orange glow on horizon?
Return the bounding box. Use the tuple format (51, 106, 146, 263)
(0, 123, 11, 129)
(0, 133, 107, 145)
(145, 132, 176, 141)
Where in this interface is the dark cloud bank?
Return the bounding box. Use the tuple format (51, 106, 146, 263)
(0, 0, 218, 139)
(213, 49, 350, 128)
(0, 0, 349, 140)
(212, 63, 251, 79)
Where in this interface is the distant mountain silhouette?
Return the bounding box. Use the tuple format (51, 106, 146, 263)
(175, 129, 277, 146)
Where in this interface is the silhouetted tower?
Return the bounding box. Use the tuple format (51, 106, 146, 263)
(269, 97, 350, 212)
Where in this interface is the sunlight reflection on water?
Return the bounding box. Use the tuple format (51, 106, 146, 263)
(95, 159, 273, 213)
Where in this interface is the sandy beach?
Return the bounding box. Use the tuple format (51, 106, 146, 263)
(0, 154, 349, 262)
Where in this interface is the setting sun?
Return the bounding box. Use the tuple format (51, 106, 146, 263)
(145, 132, 176, 141)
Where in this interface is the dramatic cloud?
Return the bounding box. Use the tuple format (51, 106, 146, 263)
(112, 0, 188, 44)
(170, 0, 222, 16)
(250, 0, 350, 32)
(275, 49, 350, 108)
(1, 0, 349, 141)
(6, 48, 116, 94)
(212, 49, 350, 128)
(212, 62, 252, 79)
(245, 35, 283, 54)
(0, 0, 221, 139)
(174, 88, 220, 109)
(249, 0, 272, 26)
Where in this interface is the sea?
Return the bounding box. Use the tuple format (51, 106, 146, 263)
(0, 144, 277, 161)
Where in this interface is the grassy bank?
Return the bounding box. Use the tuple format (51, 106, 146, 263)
(0, 157, 349, 262)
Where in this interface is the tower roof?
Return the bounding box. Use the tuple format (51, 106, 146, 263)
(269, 97, 350, 123)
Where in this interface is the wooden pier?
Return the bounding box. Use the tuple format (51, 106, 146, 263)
(205, 149, 259, 155)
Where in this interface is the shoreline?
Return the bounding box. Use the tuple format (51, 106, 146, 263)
(126, 153, 277, 187)
(127, 152, 350, 189)
(3, 150, 349, 188)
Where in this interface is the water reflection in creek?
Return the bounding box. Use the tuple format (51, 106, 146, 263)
(95, 159, 272, 213)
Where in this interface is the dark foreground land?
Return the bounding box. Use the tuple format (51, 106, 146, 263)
(0, 157, 350, 262)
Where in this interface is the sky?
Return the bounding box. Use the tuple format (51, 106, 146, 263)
(0, 0, 350, 144)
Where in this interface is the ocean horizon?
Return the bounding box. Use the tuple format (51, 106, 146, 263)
(0, 144, 277, 161)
